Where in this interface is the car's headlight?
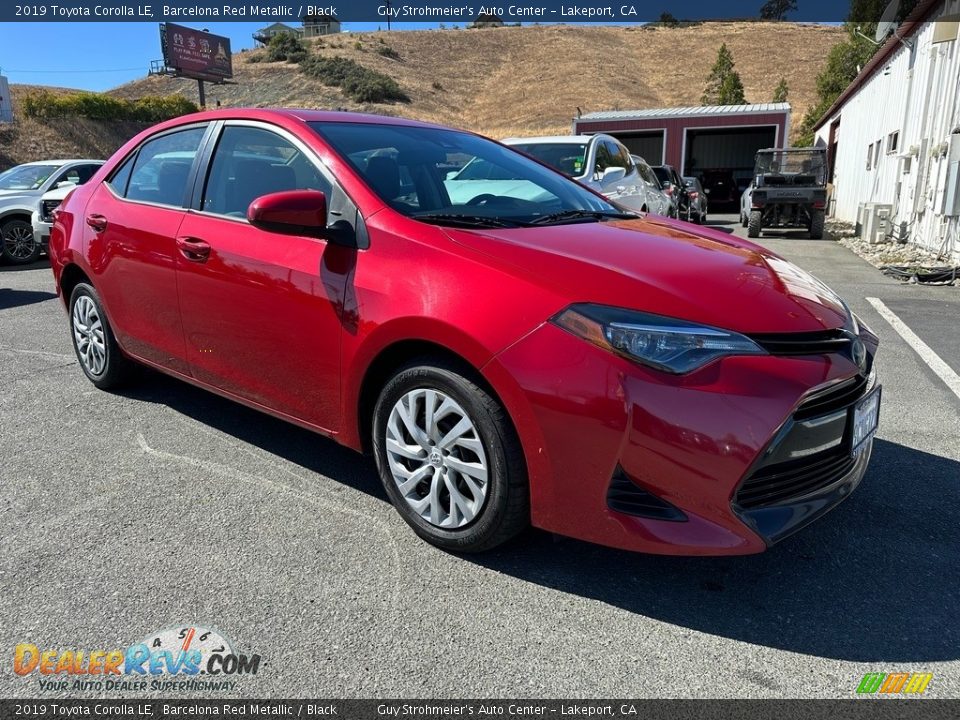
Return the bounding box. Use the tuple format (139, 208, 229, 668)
(552, 304, 767, 374)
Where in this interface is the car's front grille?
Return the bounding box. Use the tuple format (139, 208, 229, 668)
(735, 447, 857, 509)
(749, 328, 852, 356)
(607, 466, 686, 521)
(794, 373, 869, 420)
(41, 199, 62, 223)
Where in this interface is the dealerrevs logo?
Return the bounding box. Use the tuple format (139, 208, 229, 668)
(14, 625, 261, 692)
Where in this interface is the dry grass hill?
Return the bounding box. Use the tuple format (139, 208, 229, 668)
(3, 23, 844, 167)
(112, 23, 843, 139)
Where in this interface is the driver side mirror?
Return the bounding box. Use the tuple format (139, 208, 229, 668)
(600, 166, 627, 184)
(247, 190, 356, 248)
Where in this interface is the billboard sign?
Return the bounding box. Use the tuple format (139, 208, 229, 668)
(160, 23, 233, 82)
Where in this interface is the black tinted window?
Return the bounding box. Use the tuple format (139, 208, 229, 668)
(202, 125, 331, 218)
(125, 127, 206, 207)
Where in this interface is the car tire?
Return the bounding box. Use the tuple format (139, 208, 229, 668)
(1, 219, 41, 265)
(809, 210, 825, 240)
(747, 211, 762, 238)
(372, 359, 529, 553)
(69, 282, 133, 390)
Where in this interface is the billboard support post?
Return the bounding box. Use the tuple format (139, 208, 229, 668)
(198, 79, 205, 109)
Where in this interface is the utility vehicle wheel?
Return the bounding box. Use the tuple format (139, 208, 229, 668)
(747, 211, 762, 238)
(809, 210, 825, 240)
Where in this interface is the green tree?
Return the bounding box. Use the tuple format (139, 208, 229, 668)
(659, 12, 680, 27)
(759, 0, 798, 21)
(772, 77, 789, 103)
(702, 44, 747, 105)
(795, 0, 919, 145)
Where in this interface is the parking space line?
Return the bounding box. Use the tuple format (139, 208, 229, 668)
(866, 296, 960, 402)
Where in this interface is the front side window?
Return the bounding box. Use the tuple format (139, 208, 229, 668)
(605, 141, 632, 171)
(202, 125, 332, 218)
(0, 164, 59, 191)
(509, 143, 588, 178)
(121, 127, 207, 207)
(311, 122, 624, 228)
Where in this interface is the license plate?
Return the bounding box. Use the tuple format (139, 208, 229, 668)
(851, 387, 881, 456)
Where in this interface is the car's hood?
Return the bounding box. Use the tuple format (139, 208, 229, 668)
(0, 190, 40, 203)
(443, 217, 849, 334)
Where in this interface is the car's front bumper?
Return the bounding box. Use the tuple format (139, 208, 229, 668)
(31, 215, 51, 252)
(487, 322, 877, 556)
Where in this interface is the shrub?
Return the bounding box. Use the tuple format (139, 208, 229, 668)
(266, 32, 308, 63)
(376, 45, 401, 60)
(21, 90, 199, 122)
(300, 56, 409, 103)
(354, 40, 364, 51)
(431, 81, 444, 91)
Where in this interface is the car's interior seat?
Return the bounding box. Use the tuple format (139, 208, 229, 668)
(227, 160, 296, 216)
(155, 161, 192, 207)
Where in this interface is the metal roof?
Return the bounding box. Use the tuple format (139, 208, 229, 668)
(578, 103, 791, 122)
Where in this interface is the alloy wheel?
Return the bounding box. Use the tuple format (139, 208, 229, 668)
(384, 388, 489, 529)
(72, 295, 107, 376)
(3, 224, 37, 260)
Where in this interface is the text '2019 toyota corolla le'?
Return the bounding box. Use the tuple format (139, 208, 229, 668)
(49, 109, 880, 555)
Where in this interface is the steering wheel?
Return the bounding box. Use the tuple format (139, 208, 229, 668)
(466, 193, 497, 206)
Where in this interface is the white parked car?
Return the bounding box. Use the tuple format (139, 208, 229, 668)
(631, 154, 674, 217)
(503, 135, 649, 213)
(0, 159, 102, 264)
(32, 183, 78, 255)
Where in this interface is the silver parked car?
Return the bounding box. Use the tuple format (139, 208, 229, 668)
(503, 134, 649, 213)
(0, 159, 102, 264)
(631, 154, 674, 217)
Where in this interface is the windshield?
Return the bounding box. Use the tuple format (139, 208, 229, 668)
(0, 164, 59, 191)
(310, 122, 621, 228)
(508, 142, 588, 178)
(754, 150, 826, 185)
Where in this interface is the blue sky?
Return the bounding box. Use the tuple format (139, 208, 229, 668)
(0, 22, 443, 92)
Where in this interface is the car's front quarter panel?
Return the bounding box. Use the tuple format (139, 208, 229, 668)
(338, 213, 570, 450)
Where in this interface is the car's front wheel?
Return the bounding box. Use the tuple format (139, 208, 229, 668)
(372, 360, 528, 552)
(69, 282, 132, 389)
(1, 219, 41, 265)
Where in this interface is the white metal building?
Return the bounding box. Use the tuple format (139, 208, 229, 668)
(814, 0, 960, 261)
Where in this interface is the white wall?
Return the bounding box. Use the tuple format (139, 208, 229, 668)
(816, 0, 960, 260)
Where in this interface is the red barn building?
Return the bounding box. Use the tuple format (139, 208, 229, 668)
(573, 103, 791, 186)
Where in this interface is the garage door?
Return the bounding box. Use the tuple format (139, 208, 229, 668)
(614, 131, 665, 166)
(684, 126, 777, 180)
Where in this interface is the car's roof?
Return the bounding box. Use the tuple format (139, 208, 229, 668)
(502, 135, 594, 145)
(159, 107, 450, 130)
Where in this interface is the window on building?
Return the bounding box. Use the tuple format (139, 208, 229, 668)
(887, 131, 900, 154)
(874, 141, 882, 168)
(866, 143, 873, 170)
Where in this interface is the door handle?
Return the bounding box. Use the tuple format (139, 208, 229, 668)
(176, 236, 211, 262)
(86, 214, 107, 232)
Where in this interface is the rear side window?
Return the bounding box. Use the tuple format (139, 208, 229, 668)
(119, 127, 206, 207)
(201, 125, 332, 218)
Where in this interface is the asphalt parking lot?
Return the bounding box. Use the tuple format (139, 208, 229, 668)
(1, 214, 958, 699)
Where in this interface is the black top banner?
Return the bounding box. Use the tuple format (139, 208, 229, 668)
(0, 0, 923, 24)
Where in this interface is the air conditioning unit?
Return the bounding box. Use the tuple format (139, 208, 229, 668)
(861, 203, 894, 244)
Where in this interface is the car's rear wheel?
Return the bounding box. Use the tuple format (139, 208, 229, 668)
(69, 283, 132, 390)
(372, 360, 528, 552)
(747, 210, 762, 238)
(1, 219, 41, 265)
(809, 210, 825, 240)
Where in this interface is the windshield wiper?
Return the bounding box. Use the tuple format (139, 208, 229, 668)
(412, 213, 530, 229)
(528, 209, 640, 226)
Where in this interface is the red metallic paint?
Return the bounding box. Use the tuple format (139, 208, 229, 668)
(50, 109, 869, 555)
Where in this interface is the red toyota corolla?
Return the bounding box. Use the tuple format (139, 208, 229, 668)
(49, 109, 880, 555)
